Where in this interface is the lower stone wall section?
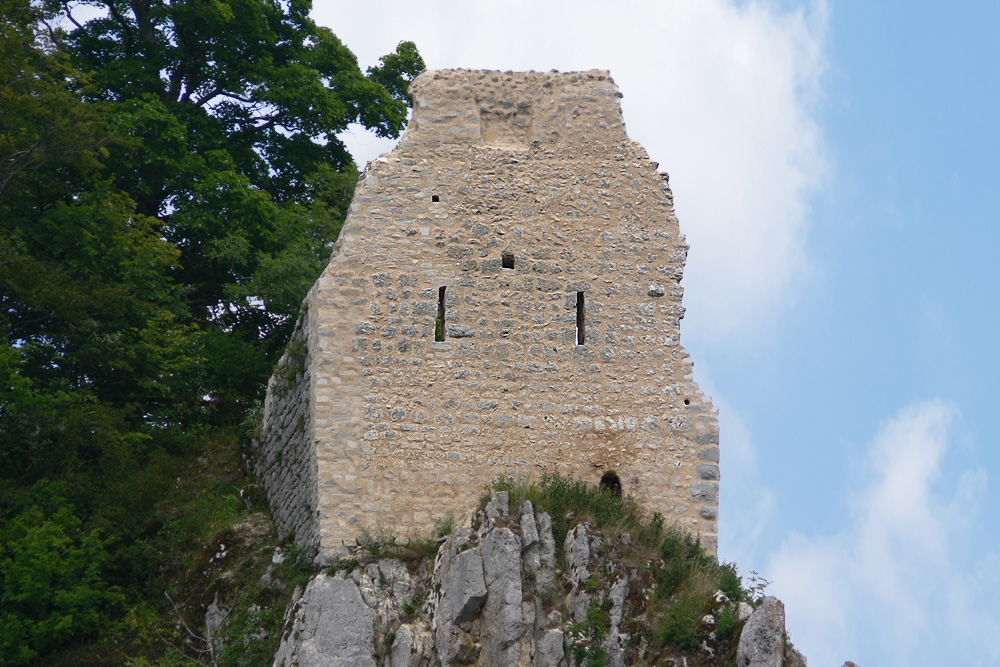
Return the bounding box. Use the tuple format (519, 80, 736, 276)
(254, 315, 319, 549)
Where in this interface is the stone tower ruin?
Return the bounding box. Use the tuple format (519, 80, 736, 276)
(254, 69, 721, 557)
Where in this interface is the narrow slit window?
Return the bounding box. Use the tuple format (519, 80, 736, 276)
(502, 251, 515, 269)
(435, 286, 446, 341)
(576, 291, 585, 345)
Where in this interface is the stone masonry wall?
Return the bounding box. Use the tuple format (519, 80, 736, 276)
(254, 315, 319, 548)
(294, 69, 719, 555)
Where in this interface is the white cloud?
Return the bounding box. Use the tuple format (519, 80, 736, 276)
(318, 0, 828, 342)
(765, 399, 998, 667)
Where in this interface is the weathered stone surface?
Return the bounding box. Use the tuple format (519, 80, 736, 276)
(699, 505, 719, 520)
(273, 574, 376, 667)
(736, 596, 786, 667)
(390, 624, 414, 667)
(520, 500, 539, 548)
(267, 499, 802, 667)
(535, 511, 557, 591)
(536, 629, 565, 667)
(255, 69, 720, 557)
(480, 525, 524, 667)
(564, 524, 592, 623)
(446, 324, 475, 338)
(521, 500, 541, 576)
(204, 594, 227, 662)
(484, 491, 510, 522)
(252, 317, 318, 550)
(603, 577, 628, 667)
(697, 464, 721, 481)
(690, 481, 719, 502)
(697, 445, 721, 462)
(565, 524, 591, 582)
(445, 549, 488, 625)
(353, 559, 416, 641)
(433, 528, 489, 665)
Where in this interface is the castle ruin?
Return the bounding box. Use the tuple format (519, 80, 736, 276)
(254, 69, 721, 557)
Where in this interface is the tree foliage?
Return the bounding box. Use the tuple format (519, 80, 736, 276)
(36, 0, 424, 410)
(0, 0, 422, 661)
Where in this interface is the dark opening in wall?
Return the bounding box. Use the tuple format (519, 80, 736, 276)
(435, 286, 446, 341)
(576, 292, 586, 345)
(600, 471, 622, 497)
(502, 251, 515, 269)
(684, 398, 691, 405)
(432, 195, 440, 202)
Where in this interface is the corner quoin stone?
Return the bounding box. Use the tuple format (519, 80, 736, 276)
(254, 69, 721, 556)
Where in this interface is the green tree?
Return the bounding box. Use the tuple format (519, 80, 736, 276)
(1, 0, 201, 467)
(0, 1, 421, 660)
(41, 0, 424, 412)
(0, 487, 126, 666)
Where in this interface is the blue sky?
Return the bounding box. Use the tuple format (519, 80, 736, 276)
(319, 1, 999, 664)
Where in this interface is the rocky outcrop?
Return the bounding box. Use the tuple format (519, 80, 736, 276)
(271, 493, 806, 666)
(273, 574, 376, 667)
(736, 596, 785, 667)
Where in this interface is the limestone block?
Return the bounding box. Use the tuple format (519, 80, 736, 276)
(273, 574, 375, 667)
(736, 596, 786, 667)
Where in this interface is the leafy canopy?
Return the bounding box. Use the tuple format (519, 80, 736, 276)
(0, 1, 422, 662)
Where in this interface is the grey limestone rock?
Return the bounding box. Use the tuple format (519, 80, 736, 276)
(520, 500, 539, 548)
(697, 463, 721, 481)
(536, 629, 565, 667)
(565, 524, 591, 583)
(446, 324, 475, 338)
(273, 573, 376, 667)
(390, 624, 414, 667)
(564, 524, 592, 623)
(521, 500, 542, 575)
(355, 559, 416, 637)
(204, 593, 228, 663)
(697, 445, 721, 462)
(480, 524, 524, 667)
(603, 577, 629, 667)
(689, 481, 719, 502)
(444, 548, 488, 625)
(535, 511, 557, 590)
(736, 596, 786, 667)
(483, 491, 510, 522)
(433, 529, 488, 665)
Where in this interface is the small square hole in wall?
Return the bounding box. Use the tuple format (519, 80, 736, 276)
(502, 251, 515, 269)
(432, 195, 440, 202)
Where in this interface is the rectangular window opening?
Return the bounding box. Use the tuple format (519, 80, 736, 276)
(502, 251, 515, 269)
(576, 291, 585, 345)
(435, 286, 447, 341)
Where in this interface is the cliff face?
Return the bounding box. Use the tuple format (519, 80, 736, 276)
(271, 492, 801, 667)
